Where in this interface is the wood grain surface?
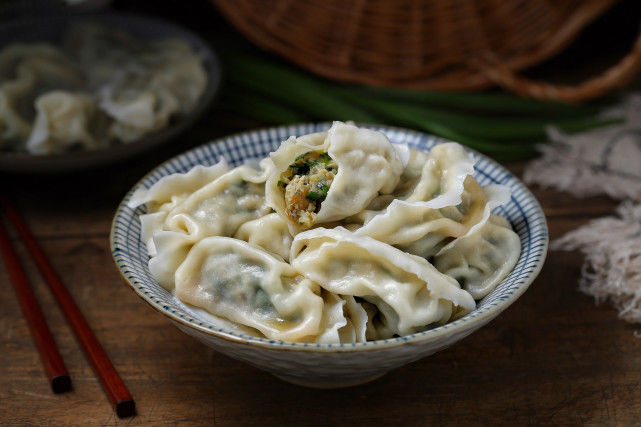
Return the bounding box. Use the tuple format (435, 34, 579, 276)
(2, 2, 641, 424)
(2, 112, 640, 425)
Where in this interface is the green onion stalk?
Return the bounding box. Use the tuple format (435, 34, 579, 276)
(216, 54, 622, 161)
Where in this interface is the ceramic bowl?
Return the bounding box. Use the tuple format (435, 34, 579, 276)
(111, 123, 548, 388)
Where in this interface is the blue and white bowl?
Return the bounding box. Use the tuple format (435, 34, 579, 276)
(110, 123, 548, 388)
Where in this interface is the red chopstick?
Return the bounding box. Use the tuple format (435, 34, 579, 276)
(0, 197, 135, 418)
(0, 215, 71, 394)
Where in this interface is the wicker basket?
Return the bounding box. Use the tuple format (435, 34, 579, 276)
(213, 0, 641, 102)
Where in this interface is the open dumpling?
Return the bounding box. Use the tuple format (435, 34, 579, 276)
(266, 121, 408, 229)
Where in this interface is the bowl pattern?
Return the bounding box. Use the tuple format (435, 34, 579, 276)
(111, 123, 548, 387)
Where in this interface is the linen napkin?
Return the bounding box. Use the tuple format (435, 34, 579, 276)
(525, 93, 641, 323)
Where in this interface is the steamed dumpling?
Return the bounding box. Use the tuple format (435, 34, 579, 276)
(162, 160, 272, 241)
(100, 86, 179, 142)
(353, 143, 511, 260)
(290, 227, 476, 336)
(352, 143, 475, 226)
(175, 237, 324, 342)
(0, 44, 83, 148)
(433, 214, 521, 299)
(128, 158, 231, 212)
(26, 91, 109, 154)
(140, 160, 272, 289)
(265, 121, 408, 229)
(234, 213, 293, 261)
(67, 24, 207, 142)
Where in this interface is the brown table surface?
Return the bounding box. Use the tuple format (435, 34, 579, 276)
(3, 2, 641, 424)
(2, 113, 641, 425)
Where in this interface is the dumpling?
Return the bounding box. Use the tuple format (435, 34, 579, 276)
(265, 121, 408, 229)
(351, 143, 475, 226)
(394, 143, 475, 204)
(290, 227, 476, 336)
(395, 180, 511, 258)
(100, 86, 179, 142)
(128, 158, 231, 212)
(234, 213, 293, 261)
(26, 91, 109, 154)
(174, 237, 324, 342)
(0, 75, 33, 146)
(315, 292, 372, 344)
(0, 44, 83, 148)
(162, 160, 272, 241)
(148, 229, 194, 289)
(353, 142, 511, 259)
(128, 158, 231, 256)
(433, 214, 521, 299)
(145, 39, 207, 113)
(66, 24, 207, 143)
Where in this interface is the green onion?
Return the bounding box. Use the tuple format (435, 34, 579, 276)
(219, 53, 623, 161)
(354, 86, 606, 117)
(306, 191, 324, 201)
(331, 89, 622, 141)
(224, 55, 376, 122)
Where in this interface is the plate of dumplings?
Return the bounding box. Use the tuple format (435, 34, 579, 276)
(0, 13, 220, 173)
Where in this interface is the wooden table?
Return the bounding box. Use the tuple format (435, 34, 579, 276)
(3, 2, 641, 423)
(2, 113, 640, 425)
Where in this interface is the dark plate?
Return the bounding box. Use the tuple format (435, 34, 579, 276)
(0, 12, 220, 173)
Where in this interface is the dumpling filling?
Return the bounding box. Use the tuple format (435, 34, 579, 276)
(278, 151, 337, 227)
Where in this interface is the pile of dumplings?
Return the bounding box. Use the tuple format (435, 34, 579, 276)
(0, 24, 207, 155)
(130, 122, 521, 344)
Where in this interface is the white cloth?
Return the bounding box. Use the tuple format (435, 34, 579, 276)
(526, 94, 641, 325)
(552, 202, 641, 323)
(525, 94, 641, 201)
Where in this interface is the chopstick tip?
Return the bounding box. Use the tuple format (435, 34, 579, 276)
(51, 375, 72, 394)
(116, 399, 136, 418)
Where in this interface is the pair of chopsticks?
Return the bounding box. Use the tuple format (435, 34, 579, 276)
(0, 197, 135, 418)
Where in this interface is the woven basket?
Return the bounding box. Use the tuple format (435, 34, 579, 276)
(213, 0, 641, 102)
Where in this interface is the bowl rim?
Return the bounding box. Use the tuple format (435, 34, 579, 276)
(110, 122, 548, 353)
